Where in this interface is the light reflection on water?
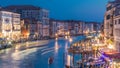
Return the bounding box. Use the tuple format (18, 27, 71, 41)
(54, 41, 59, 53)
(12, 48, 38, 61)
(65, 41, 68, 53)
(0, 36, 85, 68)
(15, 44, 20, 52)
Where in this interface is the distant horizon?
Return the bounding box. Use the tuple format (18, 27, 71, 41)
(0, 0, 108, 22)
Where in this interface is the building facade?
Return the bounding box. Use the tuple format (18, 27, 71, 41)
(49, 19, 67, 37)
(40, 9, 49, 38)
(49, 19, 57, 38)
(113, 6, 120, 52)
(104, 3, 114, 39)
(105, 0, 120, 52)
(114, 14, 120, 52)
(12, 13, 21, 40)
(3, 5, 49, 39)
(78, 21, 84, 34)
(0, 11, 21, 40)
(104, 0, 120, 39)
(49, 19, 86, 37)
(37, 21, 43, 39)
(3, 5, 41, 20)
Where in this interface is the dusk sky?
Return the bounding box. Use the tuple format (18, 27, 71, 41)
(0, 0, 108, 22)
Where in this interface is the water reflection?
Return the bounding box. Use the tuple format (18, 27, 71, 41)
(54, 41, 59, 53)
(65, 41, 68, 53)
(15, 44, 20, 52)
(13, 48, 38, 61)
(69, 38, 73, 43)
(0, 36, 85, 68)
(26, 42, 29, 48)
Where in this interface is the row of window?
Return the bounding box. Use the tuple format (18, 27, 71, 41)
(22, 10, 39, 13)
(13, 21, 20, 24)
(22, 11, 49, 18)
(13, 25, 21, 30)
(2, 13, 12, 17)
(114, 19, 120, 25)
(40, 12, 49, 18)
(12, 15, 20, 18)
(1, 13, 20, 18)
(3, 25, 12, 31)
(2, 25, 20, 31)
(0, 18, 20, 24)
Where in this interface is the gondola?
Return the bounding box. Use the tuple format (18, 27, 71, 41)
(48, 57, 54, 64)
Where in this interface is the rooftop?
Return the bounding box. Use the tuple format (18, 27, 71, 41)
(3, 5, 41, 10)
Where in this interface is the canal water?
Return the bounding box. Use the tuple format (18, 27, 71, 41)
(0, 36, 85, 68)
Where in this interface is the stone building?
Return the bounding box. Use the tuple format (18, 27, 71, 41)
(0, 11, 21, 40)
(3, 5, 49, 39)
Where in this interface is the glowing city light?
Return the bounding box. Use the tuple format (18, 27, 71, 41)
(69, 38, 73, 42)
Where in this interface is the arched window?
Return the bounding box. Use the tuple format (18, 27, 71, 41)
(106, 15, 110, 20)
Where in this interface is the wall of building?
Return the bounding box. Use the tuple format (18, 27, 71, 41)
(3, 5, 49, 38)
(104, 0, 120, 52)
(40, 9, 49, 37)
(12, 13, 21, 40)
(0, 11, 21, 41)
(114, 15, 120, 52)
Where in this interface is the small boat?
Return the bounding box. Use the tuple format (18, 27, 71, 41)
(48, 57, 54, 64)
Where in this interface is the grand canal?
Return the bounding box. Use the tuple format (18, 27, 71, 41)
(0, 36, 85, 68)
